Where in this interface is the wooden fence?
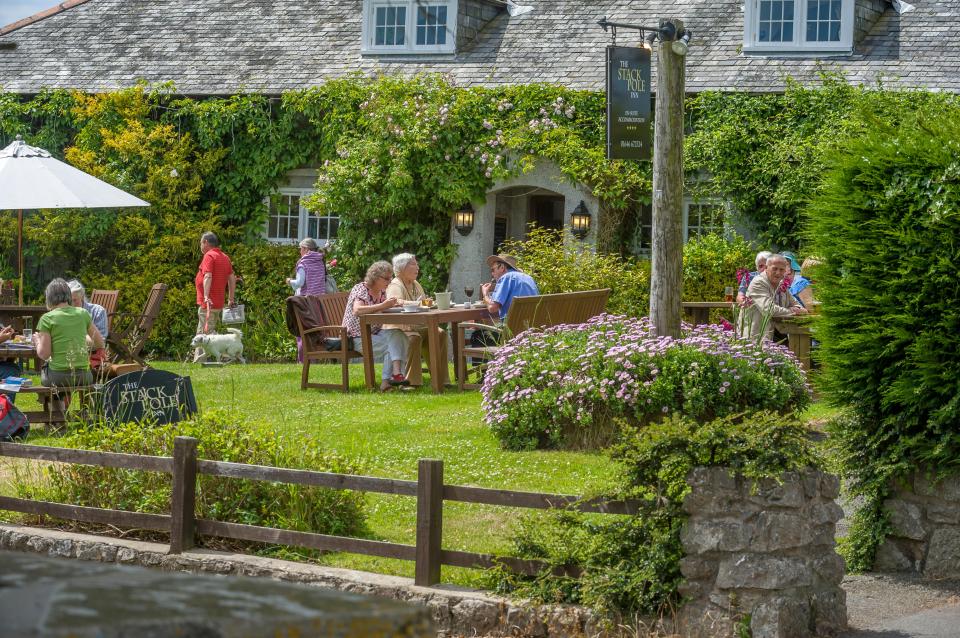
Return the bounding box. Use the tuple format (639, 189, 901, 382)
(0, 437, 640, 586)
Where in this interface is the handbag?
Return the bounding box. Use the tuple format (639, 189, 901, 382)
(221, 304, 246, 324)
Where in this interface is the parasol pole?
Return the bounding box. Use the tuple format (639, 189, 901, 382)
(17, 209, 23, 305)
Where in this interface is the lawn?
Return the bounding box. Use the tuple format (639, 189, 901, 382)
(5, 360, 837, 586)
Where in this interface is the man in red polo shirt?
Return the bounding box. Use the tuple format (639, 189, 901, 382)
(194, 231, 237, 362)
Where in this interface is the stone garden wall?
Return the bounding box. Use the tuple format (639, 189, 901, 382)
(676, 468, 847, 638)
(874, 471, 960, 578)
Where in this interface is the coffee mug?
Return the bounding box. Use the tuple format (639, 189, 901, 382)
(435, 291, 451, 310)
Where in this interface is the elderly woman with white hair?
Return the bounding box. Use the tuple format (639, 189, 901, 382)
(385, 253, 449, 387)
(286, 237, 328, 297)
(341, 261, 409, 391)
(67, 279, 110, 371)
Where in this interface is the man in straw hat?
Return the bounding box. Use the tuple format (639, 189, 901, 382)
(480, 254, 539, 321)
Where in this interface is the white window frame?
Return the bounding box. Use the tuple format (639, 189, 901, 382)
(683, 199, 730, 242)
(743, 0, 854, 55)
(263, 188, 339, 246)
(361, 0, 457, 55)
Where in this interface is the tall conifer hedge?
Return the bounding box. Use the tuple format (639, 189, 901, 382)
(808, 105, 960, 568)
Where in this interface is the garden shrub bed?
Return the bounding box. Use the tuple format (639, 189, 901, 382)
(11, 411, 368, 547)
(482, 315, 810, 451)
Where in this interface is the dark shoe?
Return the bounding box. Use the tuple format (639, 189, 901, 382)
(388, 374, 410, 387)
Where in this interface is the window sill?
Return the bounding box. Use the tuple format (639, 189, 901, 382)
(742, 46, 853, 57)
(361, 49, 457, 56)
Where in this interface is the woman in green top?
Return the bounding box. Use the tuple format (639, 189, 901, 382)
(35, 278, 105, 388)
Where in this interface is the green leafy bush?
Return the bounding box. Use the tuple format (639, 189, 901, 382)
(681, 232, 756, 302)
(492, 412, 821, 619)
(482, 315, 809, 450)
(14, 411, 367, 541)
(809, 104, 960, 568)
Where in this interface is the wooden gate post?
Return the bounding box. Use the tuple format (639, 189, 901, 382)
(169, 436, 198, 554)
(415, 459, 444, 586)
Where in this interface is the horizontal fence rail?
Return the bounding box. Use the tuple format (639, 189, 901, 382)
(0, 438, 637, 586)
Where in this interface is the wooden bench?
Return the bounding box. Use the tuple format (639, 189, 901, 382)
(456, 288, 611, 390)
(2, 385, 98, 428)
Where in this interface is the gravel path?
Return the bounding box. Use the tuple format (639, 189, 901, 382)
(842, 573, 960, 635)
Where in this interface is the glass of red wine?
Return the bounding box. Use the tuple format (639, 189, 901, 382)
(464, 286, 474, 306)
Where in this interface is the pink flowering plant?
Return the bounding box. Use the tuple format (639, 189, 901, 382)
(481, 314, 809, 450)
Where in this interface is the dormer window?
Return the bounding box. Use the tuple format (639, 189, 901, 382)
(744, 0, 854, 54)
(363, 0, 457, 54)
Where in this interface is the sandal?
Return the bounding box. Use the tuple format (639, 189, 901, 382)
(388, 374, 410, 387)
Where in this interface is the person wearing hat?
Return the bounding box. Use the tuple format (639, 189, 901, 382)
(480, 254, 539, 321)
(785, 253, 820, 309)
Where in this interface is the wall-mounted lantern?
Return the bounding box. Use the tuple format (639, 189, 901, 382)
(454, 204, 475, 236)
(570, 200, 592, 239)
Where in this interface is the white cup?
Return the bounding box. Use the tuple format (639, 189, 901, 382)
(435, 291, 451, 310)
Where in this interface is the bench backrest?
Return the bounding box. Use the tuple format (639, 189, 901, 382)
(316, 291, 350, 326)
(504, 289, 611, 337)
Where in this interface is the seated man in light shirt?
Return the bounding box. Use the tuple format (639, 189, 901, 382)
(67, 279, 109, 370)
(480, 254, 539, 321)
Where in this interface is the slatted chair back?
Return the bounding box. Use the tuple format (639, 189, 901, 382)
(316, 292, 350, 328)
(107, 283, 167, 366)
(90, 289, 119, 330)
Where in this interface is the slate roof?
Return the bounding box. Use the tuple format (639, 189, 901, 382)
(0, 0, 957, 95)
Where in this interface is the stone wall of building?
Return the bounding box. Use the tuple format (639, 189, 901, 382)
(676, 468, 848, 638)
(874, 472, 960, 578)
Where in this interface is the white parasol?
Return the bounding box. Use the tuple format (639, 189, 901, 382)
(0, 135, 150, 303)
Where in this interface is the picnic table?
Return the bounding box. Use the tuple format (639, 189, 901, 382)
(0, 341, 41, 372)
(681, 301, 734, 326)
(358, 305, 491, 393)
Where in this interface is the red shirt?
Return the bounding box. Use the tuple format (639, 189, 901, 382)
(195, 247, 233, 309)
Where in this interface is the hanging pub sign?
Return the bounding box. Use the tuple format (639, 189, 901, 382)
(605, 45, 652, 160)
(102, 369, 198, 425)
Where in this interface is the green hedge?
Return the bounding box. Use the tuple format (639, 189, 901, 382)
(12, 412, 368, 543)
(808, 102, 960, 569)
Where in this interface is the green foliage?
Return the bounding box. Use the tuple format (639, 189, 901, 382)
(14, 411, 367, 541)
(483, 316, 809, 451)
(681, 232, 756, 302)
(686, 73, 960, 247)
(493, 412, 821, 619)
(810, 102, 960, 568)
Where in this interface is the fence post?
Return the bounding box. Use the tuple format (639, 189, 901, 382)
(415, 458, 443, 586)
(169, 436, 198, 554)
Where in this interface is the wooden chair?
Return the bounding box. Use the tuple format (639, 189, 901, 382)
(291, 292, 362, 392)
(107, 283, 167, 367)
(90, 289, 119, 332)
(457, 288, 611, 390)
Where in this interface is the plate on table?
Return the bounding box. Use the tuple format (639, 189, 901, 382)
(401, 306, 429, 313)
(382, 307, 404, 313)
(2, 342, 33, 350)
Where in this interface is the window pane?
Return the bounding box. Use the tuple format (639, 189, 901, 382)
(330, 218, 340, 238)
(829, 22, 840, 40)
(758, 0, 795, 43)
(805, 0, 842, 41)
(316, 218, 329, 240)
(387, 6, 395, 22)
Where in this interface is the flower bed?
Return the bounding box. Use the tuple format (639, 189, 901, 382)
(481, 315, 810, 450)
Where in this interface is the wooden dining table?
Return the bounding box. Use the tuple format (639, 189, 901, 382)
(358, 305, 492, 393)
(0, 341, 41, 373)
(681, 301, 734, 325)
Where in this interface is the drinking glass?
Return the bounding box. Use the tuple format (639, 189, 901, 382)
(22, 316, 33, 341)
(464, 286, 474, 307)
(724, 286, 735, 303)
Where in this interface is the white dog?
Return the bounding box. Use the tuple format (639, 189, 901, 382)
(191, 328, 245, 363)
